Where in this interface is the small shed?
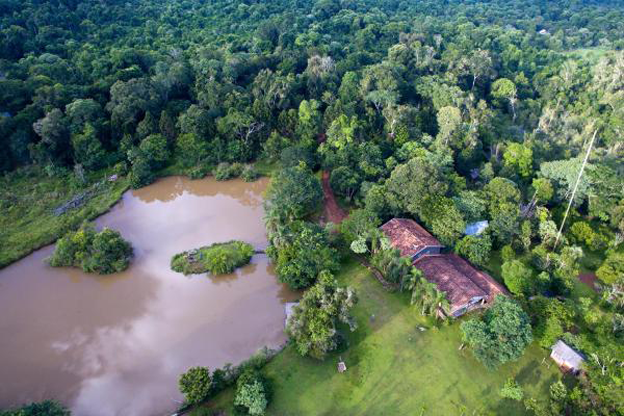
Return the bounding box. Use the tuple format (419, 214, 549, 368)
(464, 220, 489, 236)
(550, 340, 585, 374)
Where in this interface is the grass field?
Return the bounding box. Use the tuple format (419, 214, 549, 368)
(0, 166, 130, 268)
(195, 259, 561, 416)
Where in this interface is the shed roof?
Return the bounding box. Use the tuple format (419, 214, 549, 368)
(551, 340, 585, 370)
(464, 220, 489, 236)
(413, 254, 505, 314)
(380, 218, 442, 258)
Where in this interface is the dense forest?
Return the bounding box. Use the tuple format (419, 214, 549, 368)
(1, 0, 623, 415)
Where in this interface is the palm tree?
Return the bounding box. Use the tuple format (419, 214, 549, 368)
(409, 277, 430, 311)
(404, 267, 423, 293)
(420, 281, 440, 316)
(410, 276, 449, 319)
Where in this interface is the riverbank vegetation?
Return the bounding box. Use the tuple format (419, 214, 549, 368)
(48, 222, 133, 274)
(171, 241, 254, 276)
(0, 400, 69, 416)
(0, 166, 129, 268)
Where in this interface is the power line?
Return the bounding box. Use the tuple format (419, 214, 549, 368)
(553, 129, 599, 250)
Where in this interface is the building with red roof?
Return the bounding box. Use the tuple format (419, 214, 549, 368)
(381, 218, 507, 317)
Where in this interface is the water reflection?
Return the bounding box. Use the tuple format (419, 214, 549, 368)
(0, 176, 297, 416)
(134, 176, 266, 207)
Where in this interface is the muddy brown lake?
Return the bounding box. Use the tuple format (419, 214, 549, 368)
(0, 176, 297, 416)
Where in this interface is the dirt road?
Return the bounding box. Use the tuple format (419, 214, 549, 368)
(321, 170, 347, 224)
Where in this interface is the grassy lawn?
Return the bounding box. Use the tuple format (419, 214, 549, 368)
(0, 166, 129, 268)
(196, 259, 561, 416)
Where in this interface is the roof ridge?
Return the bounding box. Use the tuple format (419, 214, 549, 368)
(447, 253, 508, 296)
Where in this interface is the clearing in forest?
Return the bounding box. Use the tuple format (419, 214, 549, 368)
(199, 260, 560, 416)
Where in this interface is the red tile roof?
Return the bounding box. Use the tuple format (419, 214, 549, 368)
(414, 253, 507, 314)
(380, 218, 507, 316)
(380, 218, 442, 258)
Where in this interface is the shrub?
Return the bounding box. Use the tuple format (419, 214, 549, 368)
(234, 369, 268, 416)
(187, 164, 211, 180)
(241, 165, 259, 182)
(49, 223, 133, 274)
(454, 234, 492, 267)
(500, 378, 524, 401)
(0, 400, 69, 416)
(178, 366, 212, 405)
(0, 400, 71, 416)
(501, 244, 516, 262)
(570, 221, 595, 246)
(596, 252, 624, 285)
(214, 162, 244, 181)
(501, 259, 534, 296)
(171, 241, 254, 275)
(214, 162, 233, 181)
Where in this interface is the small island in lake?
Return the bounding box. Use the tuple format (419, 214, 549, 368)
(49, 222, 133, 274)
(171, 241, 255, 275)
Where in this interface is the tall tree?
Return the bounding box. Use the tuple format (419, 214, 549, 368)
(461, 297, 533, 369)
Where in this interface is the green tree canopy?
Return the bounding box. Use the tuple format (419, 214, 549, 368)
(178, 366, 212, 405)
(286, 270, 357, 359)
(264, 162, 322, 223)
(461, 296, 533, 369)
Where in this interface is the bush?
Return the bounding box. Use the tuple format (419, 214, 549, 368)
(0, 400, 69, 416)
(234, 369, 269, 416)
(48, 222, 133, 274)
(214, 162, 244, 181)
(570, 221, 595, 246)
(501, 244, 516, 262)
(241, 165, 259, 182)
(187, 164, 212, 180)
(280, 145, 317, 169)
(596, 252, 624, 285)
(454, 234, 492, 267)
(179, 366, 212, 405)
(500, 378, 524, 401)
(171, 241, 254, 275)
(501, 259, 534, 296)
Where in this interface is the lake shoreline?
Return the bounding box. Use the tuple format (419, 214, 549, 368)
(0, 175, 295, 416)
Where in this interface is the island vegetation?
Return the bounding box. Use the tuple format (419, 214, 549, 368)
(0, 401, 69, 416)
(1, 0, 624, 414)
(171, 241, 255, 276)
(48, 222, 133, 274)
